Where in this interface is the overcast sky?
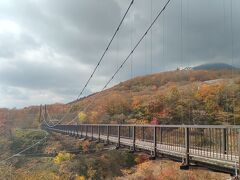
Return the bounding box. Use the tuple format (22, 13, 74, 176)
(0, 0, 239, 108)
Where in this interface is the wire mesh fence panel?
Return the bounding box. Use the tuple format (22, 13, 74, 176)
(143, 127, 154, 142)
(82, 125, 87, 134)
(101, 126, 108, 136)
(109, 126, 118, 137)
(86, 125, 91, 135)
(120, 126, 132, 139)
(228, 128, 239, 161)
(188, 127, 239, 162)
(93, 126, 98, 134)
(135, 126, 145, 141)
(157, 127, 185, 152)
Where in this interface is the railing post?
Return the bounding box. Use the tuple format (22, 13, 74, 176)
(180, 127, 190, 170)
(91, 125, 93, 140)
(223, 128, 227, 154)
(133, 126, 136, 151)
(44, 105, 47, 124)
(186, 127, 190, 166)
(238, 128, 240, 177)
(142, 127, 145, 141)
(80, 125, 82, 138)
(98, 125, 100, 142)
(75, 126, 78, 138)
(38, 105, 42, 123)
(72, 126, 74, 137)
(70, 126, 73, 136)
(153, 126, 157, 158)
(107, 125, 109, 144)
(128, 126, 131, 139)
(117, 125, 121, 148)
(160, 127, 163, 144)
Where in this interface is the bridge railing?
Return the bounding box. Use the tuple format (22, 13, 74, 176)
(43, 124, 240, 164)
(188, 127, 239, 161)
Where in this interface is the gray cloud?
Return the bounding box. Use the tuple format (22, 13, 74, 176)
(0, 0, 239, 108)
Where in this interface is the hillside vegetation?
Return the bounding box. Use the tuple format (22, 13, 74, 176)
(70, 69, 240, 125)
(116, 159, 230, 180)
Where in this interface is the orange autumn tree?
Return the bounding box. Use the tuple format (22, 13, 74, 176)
(196, 83, 224, 113)
(104, 94, 131, 117)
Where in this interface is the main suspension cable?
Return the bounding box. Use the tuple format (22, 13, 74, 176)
(75, 0, 135, 101)
(44, 0, 135, 127)
(102, 0, 171, 91)
(45, 0, 172, 126)
(65, 0, 173, 118)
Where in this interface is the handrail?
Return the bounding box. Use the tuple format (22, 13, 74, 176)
(48, 124, 240, 129)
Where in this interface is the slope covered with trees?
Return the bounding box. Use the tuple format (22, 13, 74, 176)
(70, 69, 240, 125)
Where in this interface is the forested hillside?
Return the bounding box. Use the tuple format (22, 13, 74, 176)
(70, 69, 240, 126)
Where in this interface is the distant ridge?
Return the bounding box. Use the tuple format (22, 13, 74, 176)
(193, 63, 237, 70)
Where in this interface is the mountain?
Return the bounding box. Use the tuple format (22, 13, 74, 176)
(193, 63, 237, 70)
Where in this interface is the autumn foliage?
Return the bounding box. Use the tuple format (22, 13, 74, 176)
(70, 70, 240, 125)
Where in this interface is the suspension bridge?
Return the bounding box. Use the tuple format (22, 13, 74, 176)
(1, 0, 239, 178)
(40, 0, 239, 176)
